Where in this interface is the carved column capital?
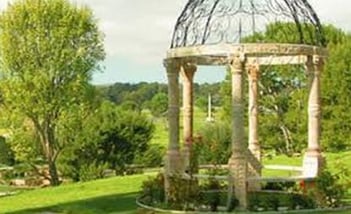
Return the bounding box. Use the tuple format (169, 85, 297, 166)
(247, 63, 260, 81)
(164, 59, 181, 74)
(228, 54, 246, 74)
(313, 55, 324, 67)
(181, 62, 197, 82)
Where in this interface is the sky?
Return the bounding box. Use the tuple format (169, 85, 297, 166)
(0, 0, 350, 85)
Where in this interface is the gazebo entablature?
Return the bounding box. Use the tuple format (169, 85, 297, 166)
(164, 42, 327, 210)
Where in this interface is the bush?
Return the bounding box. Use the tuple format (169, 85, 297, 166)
(140, 173, 165, 205)
(167, 175, 201, 210)
(263, 181, 295, 191)
(201, 178, 222, 211)
(134, 144, 165, 168)
(79, 162, 108, 182)
(309, 170, 345, 208)
(0, 137, 15, 166)
(194, 121, 231, 165)
(140, 173, 202, 211)
(59, 101, 155, 181)
(248, 191, 315, 211)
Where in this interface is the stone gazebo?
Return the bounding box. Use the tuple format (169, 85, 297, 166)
(163, 0, 327, 210)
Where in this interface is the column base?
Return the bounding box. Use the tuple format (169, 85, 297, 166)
(247, 147, 262, 192)
(228, 152, 248, 210)
(182, 146, 190, 173)
(247, 167, 261, 192)
(165, 149, 182, 175)
(302, 149, 325, 177)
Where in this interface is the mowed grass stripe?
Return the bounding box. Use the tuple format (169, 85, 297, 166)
(0, 175, 148, 213)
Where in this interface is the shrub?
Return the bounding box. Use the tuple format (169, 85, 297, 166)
(248, 191, 315, 211)
(140, 173, 165, 206)
(167, 175, 201, 210)
(194, 121, 231, 165)
(0, 137, 15, 166)
(79, 162, 108, 182)
(201, 178, 222, 211)
(134, 144, 165, 168)
(310, 170, 345, 208)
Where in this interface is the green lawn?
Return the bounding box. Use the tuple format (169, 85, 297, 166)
(1, 110, 350, 213)
(149, 108, 214, 146)
(0, 175, 149, 214)
(1, 151, 351, 213)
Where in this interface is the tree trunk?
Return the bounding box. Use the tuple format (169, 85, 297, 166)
(48, 160, 60, 186)
(280, 125, 293, 155)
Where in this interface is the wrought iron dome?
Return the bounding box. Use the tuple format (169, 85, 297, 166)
(170, 0, 326, 48)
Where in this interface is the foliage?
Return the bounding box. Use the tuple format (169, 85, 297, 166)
(321, 36, 351, 151)
(248, 191, 315, 211)
(309, 170, 346, 208)
(0, 137, 15, 166)
(145, 92, 168, 117)
(194, 121, 231, 165)
(78, 162, 109, 182)
(59, 101, 154, 181)
(200, 178, 225, 212)
(167, 175, 201, 211)
(139, 173, 165, 206)
(140, 173, 202, 211)
(194, 82, 222, 112)
(134, 144, 165, 168)
(0, 0, 105, 186)
(99, 82, 223, 115)
(220, 23, 351, 154)
(102, 82, 167, 107)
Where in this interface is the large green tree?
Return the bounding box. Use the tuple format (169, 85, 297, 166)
(0, 0, 105, 185)
(59, 101, 154, 181)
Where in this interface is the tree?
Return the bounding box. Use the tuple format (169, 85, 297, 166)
(59, 101, 155, 181)
(0, 136, 15, 166)
(0, 0, 105, 185)
(147, 92, 168, 117)
(321, 36, 351, 151)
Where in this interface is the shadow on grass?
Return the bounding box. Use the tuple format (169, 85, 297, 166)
(6, 192, 138, 214)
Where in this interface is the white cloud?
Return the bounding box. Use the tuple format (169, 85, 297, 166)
(75, 0, 187, 65)
(309, 0, 351, 31)
(78, 0, 351, 66)
(1, 0, 351, 83)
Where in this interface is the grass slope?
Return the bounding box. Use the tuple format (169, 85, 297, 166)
(0, 174, 149, 214)
(1, 152, 351, 213)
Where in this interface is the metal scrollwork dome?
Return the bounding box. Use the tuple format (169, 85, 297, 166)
(170, 0, 326, 48)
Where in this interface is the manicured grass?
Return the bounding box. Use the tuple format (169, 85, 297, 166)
(149, 108, 209, 146)
(0, 185, 14, 192)
(0, 174, 149, 214)
(1, 152, 351, 214)
(263, 151, 351, 177)
(1, 109, 350, 213)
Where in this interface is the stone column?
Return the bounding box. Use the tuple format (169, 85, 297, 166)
(227, 55, 247, 210)
(247, 63, 261, 191)
(181, 63, 197, 172)
(303, 55, 324, 177)
(164, 59, 182, 175)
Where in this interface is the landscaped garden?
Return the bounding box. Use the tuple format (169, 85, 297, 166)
(1, 0, 351, 213)
(1, 152, 351, 213)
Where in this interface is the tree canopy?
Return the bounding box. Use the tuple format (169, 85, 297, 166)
(0, 0, 105, 185)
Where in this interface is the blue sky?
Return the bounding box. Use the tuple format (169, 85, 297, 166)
(1, 0, 351, 85)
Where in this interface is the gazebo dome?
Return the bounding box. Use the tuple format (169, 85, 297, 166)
(170, 0, 326, 48)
